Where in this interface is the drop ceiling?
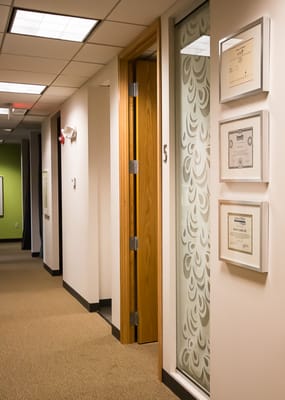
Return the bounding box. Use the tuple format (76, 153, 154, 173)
(0, 0, 177, 140)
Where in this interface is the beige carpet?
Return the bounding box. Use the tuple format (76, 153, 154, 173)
(0, 242, 178, 400)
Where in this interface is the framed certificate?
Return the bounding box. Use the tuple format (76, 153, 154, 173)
(219, 17, 270, 103)
(0, 176, 3, 217)
(219, 200, 268, 272)
(219, 110, 269, 182)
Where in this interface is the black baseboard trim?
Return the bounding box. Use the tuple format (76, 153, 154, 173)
(43, 263, 62, 276)
(0, 238, 22, 242)
(99, 298, 112, 307)
(32, 252, 40, 258)
(63, 280, 99, 312)
(111, 324, 120, 341)
(162, 370, 197, 400)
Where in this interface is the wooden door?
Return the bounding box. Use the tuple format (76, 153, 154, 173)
(135, 60, 158, 343)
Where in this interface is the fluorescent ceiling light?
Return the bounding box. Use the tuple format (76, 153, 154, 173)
(10, 9, 99, 42)
(0, 82, 46, 94)
(181, 35, 210, 57)
(0, 108, 9, 115)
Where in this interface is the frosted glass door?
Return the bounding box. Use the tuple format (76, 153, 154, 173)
(175, 3, 210, 394)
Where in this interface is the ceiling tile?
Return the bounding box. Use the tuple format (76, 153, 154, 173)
(0, 1, 12, 5)
(0, 118, 21, 129)
(43, 86, 77, 97)
(52, 75, 89, 88)
(74, 43, 122, 64)
(62, 61, 102, 77)
(23, 115, 45, 123)
(0, 5, 10, 32)
(2, 33, 82, 60)
(88, 21, 146, 47)
(0, 54, 68, 74)
(0, 70, 56, 85)
(0, 92, 40, 105)
(27, 109, 50, 116)
(31, 101, 60, 115)
(14, 0, 119, 19)
(107, 0, 177, 25)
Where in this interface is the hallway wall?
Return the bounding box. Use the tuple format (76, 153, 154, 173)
(162, 0, 285, 399)
(211, 1, 285, 399)
(88, 86, 111, 301)
(88, 58, 120, 329)
(41, 57, 120, 327)
(0, 144, 22, 240)
(42, 117, 59, 271)
(29, 133, 41, 254)
(60, 85, 98, 303)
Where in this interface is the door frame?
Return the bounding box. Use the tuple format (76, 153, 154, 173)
(119, 19, 162, 372)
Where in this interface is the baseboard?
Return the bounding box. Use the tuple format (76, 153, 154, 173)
(0, 238, 22, 242)
(111, 324, 120, 341)
(162, 370, 197, 400)
(99, 298, 112, 307)
(32, 252, 40, 258)
(63, 280, 99, 312)
(43, 263, 62, 276)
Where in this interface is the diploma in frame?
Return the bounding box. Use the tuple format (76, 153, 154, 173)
(219, 200, 268, 272)
(219, 17, 270, 103)
(219, 110, 269, 182)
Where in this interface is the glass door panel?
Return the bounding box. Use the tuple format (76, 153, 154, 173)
(175, 2, 210, 394)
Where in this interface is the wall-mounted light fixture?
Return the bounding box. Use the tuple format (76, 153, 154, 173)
(61, 125, 77, 142)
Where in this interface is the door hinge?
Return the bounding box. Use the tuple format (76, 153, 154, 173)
(130, 311, 139, 326)
(129, 236, 139, 251)
(128, 82, 138, 97)
(129, 160, 138, 174)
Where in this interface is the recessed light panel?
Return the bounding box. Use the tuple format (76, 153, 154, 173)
(181, 35, 210, 57)
(10, 9, 99, 42)
(0, 82, 46, 94)
(0, 108, 9, 115)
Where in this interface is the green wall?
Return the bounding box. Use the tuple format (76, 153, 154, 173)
(0, 144, 23, 239)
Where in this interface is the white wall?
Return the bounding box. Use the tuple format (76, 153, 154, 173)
(29, 132, 41, 254)
(162, 0, 285, 399)
(60, 85, 99, 302)
(41, 117, 59, 270)
(211, 1, 285, 399)
(89, 58, 120, 329)
(41, 57, 120, 327)
(89, 86, 111, 300)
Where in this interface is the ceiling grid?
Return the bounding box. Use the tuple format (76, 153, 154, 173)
(0, 0, 177, 139)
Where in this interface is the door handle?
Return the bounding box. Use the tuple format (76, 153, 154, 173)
(163, 144, 168, 163)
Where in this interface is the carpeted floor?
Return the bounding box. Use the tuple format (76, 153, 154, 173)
(0, 242, 178, 400)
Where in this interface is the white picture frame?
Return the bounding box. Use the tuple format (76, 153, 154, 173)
(0, 176, 3, 217)
(219, 200, 268, 273)
(219, 17, 270, 103)
(219, 110, 269, 182)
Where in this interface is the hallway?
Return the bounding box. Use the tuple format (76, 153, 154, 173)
(0, 243, 178, 400)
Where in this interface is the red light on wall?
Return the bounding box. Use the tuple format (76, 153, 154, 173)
(12, 102, 31, 109)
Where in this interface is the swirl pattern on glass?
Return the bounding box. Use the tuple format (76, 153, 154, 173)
(175, 3, 210, 393)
